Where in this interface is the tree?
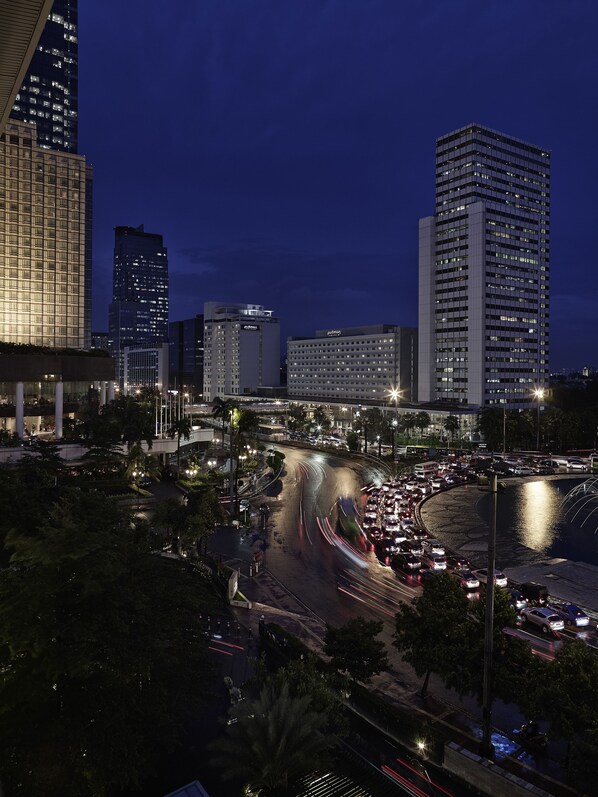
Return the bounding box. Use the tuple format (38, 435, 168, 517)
(210, 681, 337, 796)
(477, 408, 504, 451)
(520, 640, 598, 792)
(98, 394, 155, 449)
(185, 486, 225, 555)
(286, 403, 308, 434)
(443, 415, 460, 447)
(394, 571, 470, 697)
(168, 415, 192, 471)
(267, 448, 285, 475)
(0, 488, 216, 796)
(414, 411, 431, 439)
(312, 405, 332, 435)
(399, 413, 417, 440)
(324, 616, 389, 684)
(346, 430, 359, 452)
(212, 396, 236, 452)
(152, 495, 188, 553)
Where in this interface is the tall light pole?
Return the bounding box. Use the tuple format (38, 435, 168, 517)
(533, 388, 545, 451)
(391, 418, 398, 463)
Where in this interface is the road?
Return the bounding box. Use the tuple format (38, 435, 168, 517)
(260, 446, 416, 628)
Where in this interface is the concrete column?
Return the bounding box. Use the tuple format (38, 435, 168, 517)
(15, 382, 24, 440)
(55, 381, 64, 439)
(100, 381, 107, 406)
(108, 380, 115, 402)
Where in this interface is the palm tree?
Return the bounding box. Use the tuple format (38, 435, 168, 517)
(210, 681, 337, 795)
(415, 411, 431, 440)
(168, 416, 192, 472)
(212, 397, 236, 452)
(444, 415, 460, 449)
(124, 443, 161, 509)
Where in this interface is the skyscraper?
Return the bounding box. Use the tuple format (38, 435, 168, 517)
(10, 0, 78, 153)
(108, 225, 169, 385)
(418, 124, 550, 408)
(0, 118, 90, 348)
(169, 315, 204, 399)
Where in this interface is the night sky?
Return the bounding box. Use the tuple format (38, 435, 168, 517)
(78, 0, 598, 371)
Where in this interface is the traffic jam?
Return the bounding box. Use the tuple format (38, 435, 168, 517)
(358, 457, 598, 652)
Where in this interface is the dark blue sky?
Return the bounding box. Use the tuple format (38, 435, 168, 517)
(79, 0, 598, 371)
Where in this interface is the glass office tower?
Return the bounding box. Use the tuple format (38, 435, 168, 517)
(11, 0, 78, 154)
(108, 225, 169, 386)
(418, 124, 550, 408)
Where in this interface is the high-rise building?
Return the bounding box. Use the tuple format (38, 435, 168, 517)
(10, 0, 78, 153)
(418, 124, 550, 408)
(288, 325, 417, 404)
(0, 118, 91, 348)
(108, 224, 169, 385)
(169, 315, 204, 399)
(203, 302, 280, 402)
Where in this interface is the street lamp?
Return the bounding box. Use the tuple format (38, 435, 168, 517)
(392, 418, 398, 462)
(533, 388, 545, 451)
(376, 434, 381, 457)
(132, 468, 145, 512)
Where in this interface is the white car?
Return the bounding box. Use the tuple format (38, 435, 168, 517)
(567, 459, 588, 471)
(421, 552, 447, 571)
(474, 568, 508, 588)
(422, 538, 445, 556)
(520, 607, 565, 634)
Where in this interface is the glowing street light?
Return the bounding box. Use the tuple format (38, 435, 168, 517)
(533, 387, 545, 451)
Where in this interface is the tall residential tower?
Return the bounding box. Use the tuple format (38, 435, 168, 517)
(418, 124, 550, 408)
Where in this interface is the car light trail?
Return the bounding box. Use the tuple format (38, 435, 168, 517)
(381, 764, 429, 797)
(395, 756, 456, 797)
(316, 516, 336, 545)
(208, 646, 233, 656)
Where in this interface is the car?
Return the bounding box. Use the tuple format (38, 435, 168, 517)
(392, 553, 422, 572)
(548, 602, 590, 627)
(507, 589, 527, 611)
(419, 568, 445, 586)
(520, 607, 565, 634)
(452, 569, 480, 590)
(535, 466, 556, 475)
(519, 582, 549, 605)
(445, 554, 470, 571)
(512, 466, 534, 476)
(421, 552, 447, 571)
(422, 538, 445, 556)
(474, 568, 508, 588)
(567, 458, 588, 471)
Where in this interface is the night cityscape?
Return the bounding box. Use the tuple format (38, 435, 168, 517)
(1, 2, 598, 796)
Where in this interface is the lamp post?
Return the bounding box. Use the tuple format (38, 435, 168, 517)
(392, 418, 398, 463)
(376, 434, 381, 457)
(533, 388, 545, 451)
(132, 468, 145, 512)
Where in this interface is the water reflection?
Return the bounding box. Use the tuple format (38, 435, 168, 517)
(518, 480, 561, 552)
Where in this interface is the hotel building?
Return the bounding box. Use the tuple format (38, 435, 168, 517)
(287, 325, 417, 404)
(418, 124, 550, 408)
(203, 302, 280, 402)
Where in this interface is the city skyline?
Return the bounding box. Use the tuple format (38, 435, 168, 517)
(78, 1, 598, 371)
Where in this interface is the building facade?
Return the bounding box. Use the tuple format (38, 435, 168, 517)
(169, 315, 204, 399)
(0, 118, 91, 349)
(418, 124, 550, 408)
(203, 302, 280, 402)
(10, 0, 78, 154)
(287, 325, 417, 404)
(108, 224, 169, 386)
(123, 342, 169, 396)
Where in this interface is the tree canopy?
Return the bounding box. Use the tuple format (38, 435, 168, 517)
(324, 616, 389, 684)
(0, 486, 216, 795)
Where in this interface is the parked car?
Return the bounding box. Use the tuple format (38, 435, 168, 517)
(520, 607, 565, 634)
(392, 553, 422, 572)
(452, 569, 480, 590)
(567, 458, 589, 471)
(421, 552, 447, 571)
(548, 602, 590, 627)
(519, 582, 548, 605)
(422, 538, 445, 556)
(474, 568, 508, 588)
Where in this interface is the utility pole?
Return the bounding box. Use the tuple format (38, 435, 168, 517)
(481, 471, 498, 761)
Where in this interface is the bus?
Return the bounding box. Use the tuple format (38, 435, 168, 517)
(414, 461, 440, 478)
(591, 454, 598, 474)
